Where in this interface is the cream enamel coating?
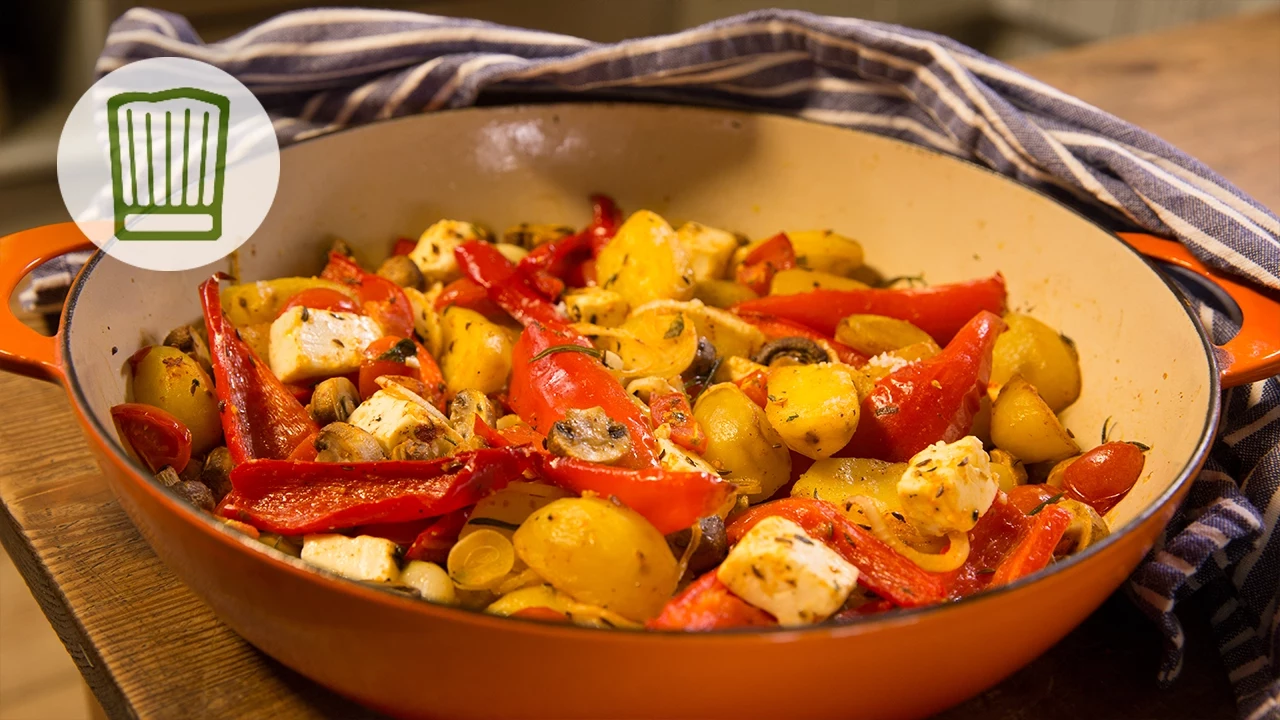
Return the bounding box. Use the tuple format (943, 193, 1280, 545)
(46, 104, 1215, 719)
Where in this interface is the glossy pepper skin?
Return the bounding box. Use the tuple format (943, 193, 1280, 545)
(727, 497, 947, 608)
(508, 321, 660, 469)
(734, 274, 1007, 344)
(647, 570, 776, 631)
(200, 275, 319, 464)
(455, 240, 569, 329)
(736, 233, 797, 295)
(222, 448, 535, 535)
(733, 311, 867, 367)
(840, 310, 1006, 462)
(320, 251, 415, 339)
(404, 507, 472, 563)
(944, 493, 1070, 598)
(533, 454, 731, 535)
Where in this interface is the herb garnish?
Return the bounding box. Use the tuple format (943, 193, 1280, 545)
(378, 337, 417, 363)
(529, 344, 604, 363)
(663, 314, 686, 339)
(1027, 493, 1064, 516)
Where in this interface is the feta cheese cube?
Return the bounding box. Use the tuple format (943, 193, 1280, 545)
(347, 387, 458, 455)
(268, 306, 382, 383)
(301, 534, 400, 583)
(717, 516, 858, 626)
(408, 220, 486, 283)
(897, 435, 997, 537)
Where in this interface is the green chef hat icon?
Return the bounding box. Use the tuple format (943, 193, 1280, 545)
(107, 88, 229, 241)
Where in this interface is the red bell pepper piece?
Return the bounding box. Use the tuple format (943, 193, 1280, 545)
(277, 288, 361, 318)
(287, 432, 320, 461)
(735, 233, 796, 295)
(320, 250, 365, 285)
(110, 403, 193, 473)
(223, 448, 534, 535)
(455, 241, 568, 329)
(647, 571, 776, 631)
(534, 454, 731, 535)
(392, 237, 417, 256)
(734, 369, 770, 408)
(436, 278, 509, 321)
(282, 382, 316, 405)
(357, 336, 444, 408)
(840, 310, 1005, 462)
(513, 194, 623, 296)
(1006, 484, 1062, 515)
(509, 321, 659, 468)
(404, 506, 472, 562)
(649, 391, 708, 454)
(473, 416, 546, 449)
(734, 311, 867, 366)
(727, 497, 947, 607)
(943, 493, 1026, 598)
(990, 504, 1070, 586)
(200, 275, 319, 464)
(1062, 441, 1146, 515)
(319, 251, 415, 338)
(734, 274, 1007, 344)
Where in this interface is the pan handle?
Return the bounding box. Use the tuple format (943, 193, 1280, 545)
(1120, 232, 1280, 388)
(0, 223, 95, 382)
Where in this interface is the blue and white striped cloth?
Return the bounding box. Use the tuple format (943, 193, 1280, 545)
(77, 6, 1280, 717)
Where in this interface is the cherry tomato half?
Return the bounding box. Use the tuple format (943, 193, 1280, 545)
(110, 403, 193, 473)
(359, 336, 418, 399)
(277, 288, 361, 318)
(359, 275, 415, 338)
(1063, 441, 1146, 514)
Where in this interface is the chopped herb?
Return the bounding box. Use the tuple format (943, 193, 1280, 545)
(663, 314, 686, 339)
(767, 394, 778, 402)
(957, 457, 969, 467)
(1128, 440, 1151, 451)
(914, 459, 930, 468)
(717, 469, 733, 476)
(786, 413, 799, 422)
(529, 344, 603, 362)
(467, 517, 522, 531)
(874, 405, 900, 417)
(877, 274, 926, 288)
(751, 565, 764, 580)
(1027, 493, 1064, 516)
(300, 307, 310, 322)
(378, 337, 417, 363)
(936, 486, 945, 498)
(890, 511, 904, 522)
(977, 568, 996, 575)
(793, 534, 814, 545)
(1101, 416, 1114, 444)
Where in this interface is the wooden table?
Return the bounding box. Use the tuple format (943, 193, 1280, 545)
(2, 9, 1276, 719)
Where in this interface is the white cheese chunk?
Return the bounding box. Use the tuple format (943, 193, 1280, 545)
(347, 387, 458, 455)
(301, 534, 400, 583)
(408, 220, 486, 284)
(717, 516, 858, 626)
(897, 435, 997, 537)
(268, 306, 382, 384)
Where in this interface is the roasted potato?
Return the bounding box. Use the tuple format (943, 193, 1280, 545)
(563, 287, 629, 327)
(130, 345, 223, 454)
(694, 383, 791, 502)
(991, 313, 1082, 412)
(221, 278, 358, 326)
(576, 306, 698, 381)
(407, 220, 487, 284)
(513, 497, 679, 621)
(764, 363, 861, 459)
(770, 268, 869, 295)
(439, 306, 517, 394)
(633, 299, 766, 361)
(734, 229, 864, 277)
(237, 322, 272, 360)
(835, 315, 934, 357)
(676, 221, 740, 282)
(595, 211, 695, 306)
(990, 376, 1080, 464)
(693, 279, 758, 309)
(792, 458, 908, 514)
(404, 283, 445, 358)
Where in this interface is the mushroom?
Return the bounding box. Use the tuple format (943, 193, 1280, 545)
(546, 406, 631, 465)
(680, 337, 719, 392)
(449, 389, 497, 439)
(666, 515, 728, 577)
(163, 325, 213, 374)
(201, 446, 234, 501)
(154, 465, 182, 488)
(314, 422, 386, 463)
(174, 480, 216, 511)
(377, 255, 426, 290)
(390, 439, 444, 461)
(309, 377, 361, 426)
(752, 336, 832, 367)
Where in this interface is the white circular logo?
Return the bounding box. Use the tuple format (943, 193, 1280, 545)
(57, 57, 279, 271)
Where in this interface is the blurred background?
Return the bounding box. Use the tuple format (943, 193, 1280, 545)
(0, 1, 1277, 719)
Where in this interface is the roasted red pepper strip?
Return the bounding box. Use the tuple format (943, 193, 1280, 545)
(727, 497, 947, 608)
(287, 432, 320, 461)
(456, 240, 568, 329)
(514, 194, 622, 296)
(277, 288, 361, 318)
(319, 251, 415, 338)
(404, 507, 472, 563)
(649, 391, 708, 454)
(735, 233, 796, 295)
(944, 493, 1027, 598)
(510, 322, 658, 468)
(200, 275, 319, 464)
(223, 448, 534, 535)
(435, 278, 509, 321)
(647, 571, 777, 631)
(473, 416, 546, 449)
(840, 310, 1006, 462)
(734, 274, 1007, 344)
(734, 311, 867, 366)
(534, 455, 731, 535)
(990, 504, 1071, 586)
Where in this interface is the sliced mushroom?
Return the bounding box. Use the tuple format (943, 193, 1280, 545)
(753, 336, 832, 367)
(546, 406, 631, 465)
(201, 446, 234, 501)
(314, 422, 386, 463)
(174, 480, 216, 511)
(666, 515, 728, 577)
(390, 439, 445, 461)
(309, 377, 361, 426)
(163, 325, 213, 374)
(376, 255, 426, 290)
(449, 389, 497, 440)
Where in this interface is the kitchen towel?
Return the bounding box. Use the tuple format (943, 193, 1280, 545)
(36, 7, 1280, 717)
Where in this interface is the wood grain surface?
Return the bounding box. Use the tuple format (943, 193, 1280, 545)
(1, 10, 1276, 720)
